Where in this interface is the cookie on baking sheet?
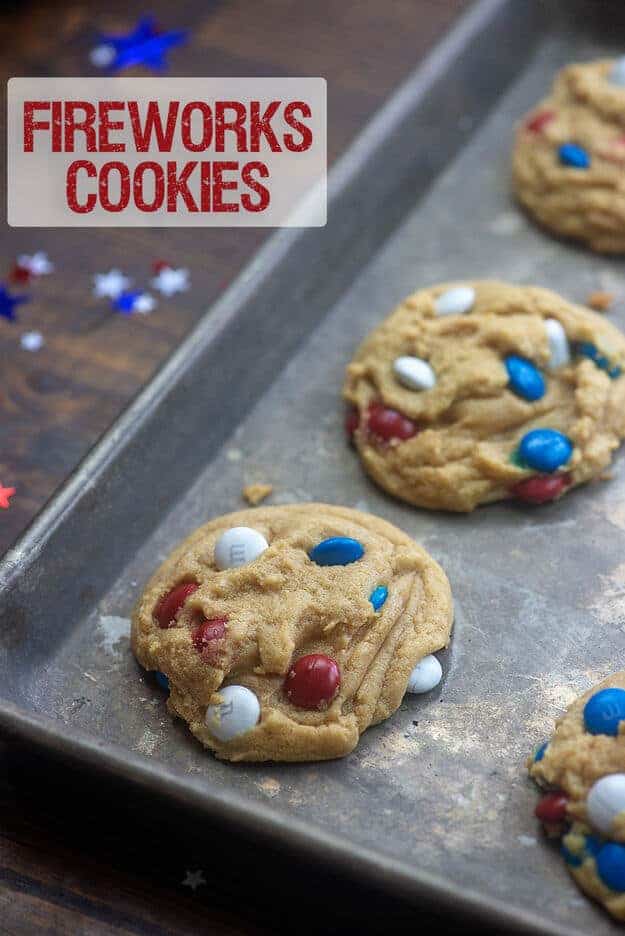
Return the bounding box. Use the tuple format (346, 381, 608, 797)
(343, 280, 625, 512)
(513, 57, 625, 253)
(529, 672, 625, 921)
(131, 504, 453, 762)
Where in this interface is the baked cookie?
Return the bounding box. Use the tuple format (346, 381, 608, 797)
(343, 280, 625, 512)
(512, 57, 625, 253)
(529, 672, 625, 921)
(131, 504, 453, 762)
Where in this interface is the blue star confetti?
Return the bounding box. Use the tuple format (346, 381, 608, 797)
(112, 291, 156, 315)
(90, 17, 187, 72)
(0, 284, 30, 322)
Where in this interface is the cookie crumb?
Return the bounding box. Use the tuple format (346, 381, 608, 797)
(587, 290, 614, 312)
(242, 483, 273, 506)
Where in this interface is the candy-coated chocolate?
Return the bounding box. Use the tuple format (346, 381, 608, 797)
(534, 741, 548, 762)
(505, 355, 546, 401)
(597, 843, 625, 892)
(584, 687, 625, 736)
(214, 527, 268, 570)
(205, 685, 260, 742)
(609, 57, 625, 87)
(525, 110, 555, 133)
(434, 286, 475, 316)
(406, 655, 442, 694)
(309, 536, 364, 566)
(154, 671, 170, 692)
(366, 402, 418, 442)
(545, 318, 570, 369)
(284, 654, 341, 709)
(587, 774, 625, 835)
(535, 792, 569, 823)
(154, 582, 198, 629)
(518, 429, 573, 473)
(559, 142, 590, 169)
(511, 473, 571, 505)
(192, 617, 227, 653)
(393, 356, 436, 391)
(369, 585, 388, 611)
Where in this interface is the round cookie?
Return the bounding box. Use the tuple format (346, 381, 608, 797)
(512, 57, 625, 253)
(343, 280, 625, 512)
(131, 504, 453, 762)
(529, 672, 625, 921)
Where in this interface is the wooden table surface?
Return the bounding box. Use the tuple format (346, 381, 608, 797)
(0, 1, 469, 932)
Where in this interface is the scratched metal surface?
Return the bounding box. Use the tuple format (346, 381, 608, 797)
(4, 7, 625, 936)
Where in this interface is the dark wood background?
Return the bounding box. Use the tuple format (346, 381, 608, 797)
(0, 1, 470, 932)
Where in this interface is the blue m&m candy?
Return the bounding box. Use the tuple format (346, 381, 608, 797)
(369, 585, 388, 611)
(155, 671, 170, 692)
(505, 355, 546, 401)
(584, 687, 625, 736)
(597, 843, 625, 892)
(309, 536, 364, 566)
(518, 428, 573, 473)
(559, 143, 590, 169)
(533, 741, 548, 762)
(561, 842, 583, 868)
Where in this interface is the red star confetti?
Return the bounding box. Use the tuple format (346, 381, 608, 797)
(11, 251, 54, 283)
(151, 264, 190, 297)
(0, 485, 16, 509)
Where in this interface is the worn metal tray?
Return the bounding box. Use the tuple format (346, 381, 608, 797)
(2, 1, 625, 932)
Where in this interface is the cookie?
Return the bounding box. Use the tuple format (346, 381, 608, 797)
(529, 672, 625, 921)
(512, 58, 625, 253)
(131, 504, 453, 762)
(343, 280, 625, 512)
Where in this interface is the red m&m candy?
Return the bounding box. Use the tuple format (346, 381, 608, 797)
(525, 110, 555, 134)
(154, 582, 198, 629)
(192, 617, 227, 653)
(535, 792, 569, 824)
(284, 654, 340, 710)
(511, 472, 571, 505)
(366, 402, 418, 443)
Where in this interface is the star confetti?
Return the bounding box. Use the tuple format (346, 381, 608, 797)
(0, 485, 15, 509)
(151, 264, 190, 297)
(21, 331, 44, 352)
(112, 291, 156, 315)
(93, 269, 132, 300)
(0, 285, 30, 321)
(16, 251, 54, 278)
(91, 17, 187, 73)
(182, 869, 206, 891)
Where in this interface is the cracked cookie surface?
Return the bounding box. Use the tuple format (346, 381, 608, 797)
(343, 280, 625, 512)
(131, 504, 453, 762)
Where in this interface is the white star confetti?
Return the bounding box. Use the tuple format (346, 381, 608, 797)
(17, 251, 54, 276)
(89, 44, 116, 68)
(182, 869, 206, 891)
(93, 269, 132, 300)
(20, 331, 44, 352)
(151, 266, 190, 297)
(134, 293, 157, 314)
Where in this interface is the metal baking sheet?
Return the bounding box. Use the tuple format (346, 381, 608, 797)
(2, 1, 625, 933)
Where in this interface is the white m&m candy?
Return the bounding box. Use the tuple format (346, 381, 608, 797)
(610, 57, 625, 87)
(545, 318, 570, 370)
(406, 655, 443, 694)
(205, 685, 260, 741)
(434, 286, 475, 317)
(587, 774, 625, 835)
(214, 527, 268, 570)
(393, 356, 436, 391)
